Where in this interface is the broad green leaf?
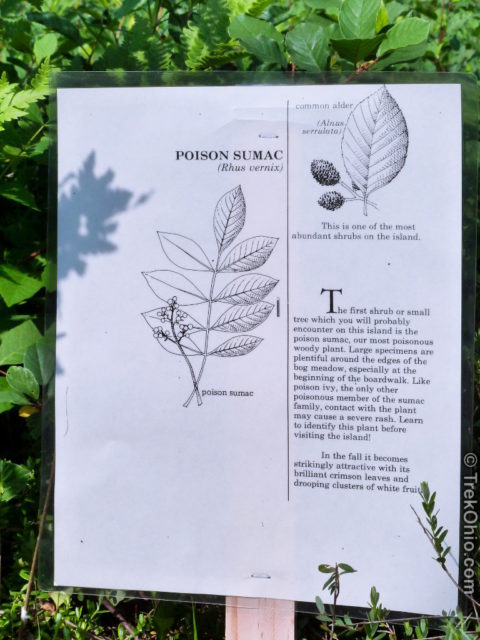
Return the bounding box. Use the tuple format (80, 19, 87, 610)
(339, 0, 381, 39)
(0, 320, 42, 365)
(0, 459, 32, 502)
(24, 343, 55, 385)
(305, 0, 342, 9)
(376, 1, 389, 31)
(27, 12, 82, 44)
(286, 23, 330, 71)
(0, 265, 43, 307)
(112, 0, 147, 18)
(385, 1, 408, 22)
(374, 40, 428, 69)
(377, 18, 430, 57)
(338, 563, 356, 573)
(34, 33, 58, 62)
(0, 180, 39, 210)
(0, 402, 13, 414)
(6, 366, 39, 400)
(229, 15, 286, 65)
(331, 35, 384, 62)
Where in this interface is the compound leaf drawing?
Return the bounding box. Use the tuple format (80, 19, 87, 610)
(142, 185, 278, 408)
(219, 236, 278, 272)
(209, 335, 263, 357)
(143, 270, 207, 305)
(212, 301, 274, 333)
(158, 232, 213, 271)
(341, 85, 408, 214)
(213, 185, 246, 253)
(214, 274, 278, 305)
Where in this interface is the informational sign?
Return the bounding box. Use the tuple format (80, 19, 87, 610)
(53, 78, 466, 615)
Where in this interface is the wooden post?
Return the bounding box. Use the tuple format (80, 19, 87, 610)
(225, 597, 295, 640)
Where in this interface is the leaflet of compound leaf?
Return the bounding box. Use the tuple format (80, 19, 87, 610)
(142, 185, 278, 408)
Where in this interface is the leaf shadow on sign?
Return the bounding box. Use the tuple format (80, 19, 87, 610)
(57, 150, 150, 280)
(55, 151, 152, 377)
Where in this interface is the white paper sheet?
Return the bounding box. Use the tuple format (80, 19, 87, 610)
(55, 82, 462, 614)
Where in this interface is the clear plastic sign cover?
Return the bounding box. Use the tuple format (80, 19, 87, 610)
(52, 74, 473, 615)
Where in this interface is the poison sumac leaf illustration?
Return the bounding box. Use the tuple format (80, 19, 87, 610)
(341, 86, 408, 205)
(212, 302, 273, 332)
(142, 306, 205, 333)
(143, 270, 207, 305)
(214, 274, 278, 305)
(219, 236, 278, 272)
(158, 232, 212, 271)
(209, 335, 263, 357)
(213, 185, 246, 253)
(156, 335, 203, 356)
(143, 184, 277, 408)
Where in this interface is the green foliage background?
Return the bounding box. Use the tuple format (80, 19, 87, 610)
(0, 0, 479, 638)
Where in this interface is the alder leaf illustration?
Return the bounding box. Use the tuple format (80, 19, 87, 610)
(341, 86, 408, 214)
(219, 236, 278, 272)
(214, 274, 278, 305)
(212, 301, 273, 333)
(213, 185, 246, 254)
(209, 335, 263, 357)
(158, 232, 212, 271)
(143, 270, 207, 305)
(142, 306, 205, 334)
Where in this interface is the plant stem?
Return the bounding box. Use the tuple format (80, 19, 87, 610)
(340, 181, 377, 212)
(183, 261, 219, 407)
(170, 317, 202, 406)
(411, 506, 480, 619)
(102, 598, 138, 638)
(21, 457, 55, 625)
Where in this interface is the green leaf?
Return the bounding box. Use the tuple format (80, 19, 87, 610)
(24, 343, 55, 385)
(286, 23, 329, 71)
(318, 563, 334, 573)
(376, 1, 389, 32)
(315, 596, 325, 614)
(0, 459, 32, 502)
(338, 563, 356, 573)
(0, 401, 12, 414)
(26, 12, 82, 44)
(305, 0, 342, 8)
(0, 320, 42, 365)
(229, 15, 286, 65)
(34, 32, 58, 62)
(0, 378, 29, 405)
(0, 181, 39, 209)
(6, 366, 39, 400)
(385, 1, 408, 22)
(377, 18, 430, 57)
(331, 34, 384, 62)
(0, 265, 43, 307)
(339, 0, 381, 39)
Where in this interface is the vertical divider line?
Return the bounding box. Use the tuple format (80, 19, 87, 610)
(286, 99, 290, 502)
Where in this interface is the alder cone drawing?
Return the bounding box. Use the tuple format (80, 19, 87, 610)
(341, 86, 408, 202)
